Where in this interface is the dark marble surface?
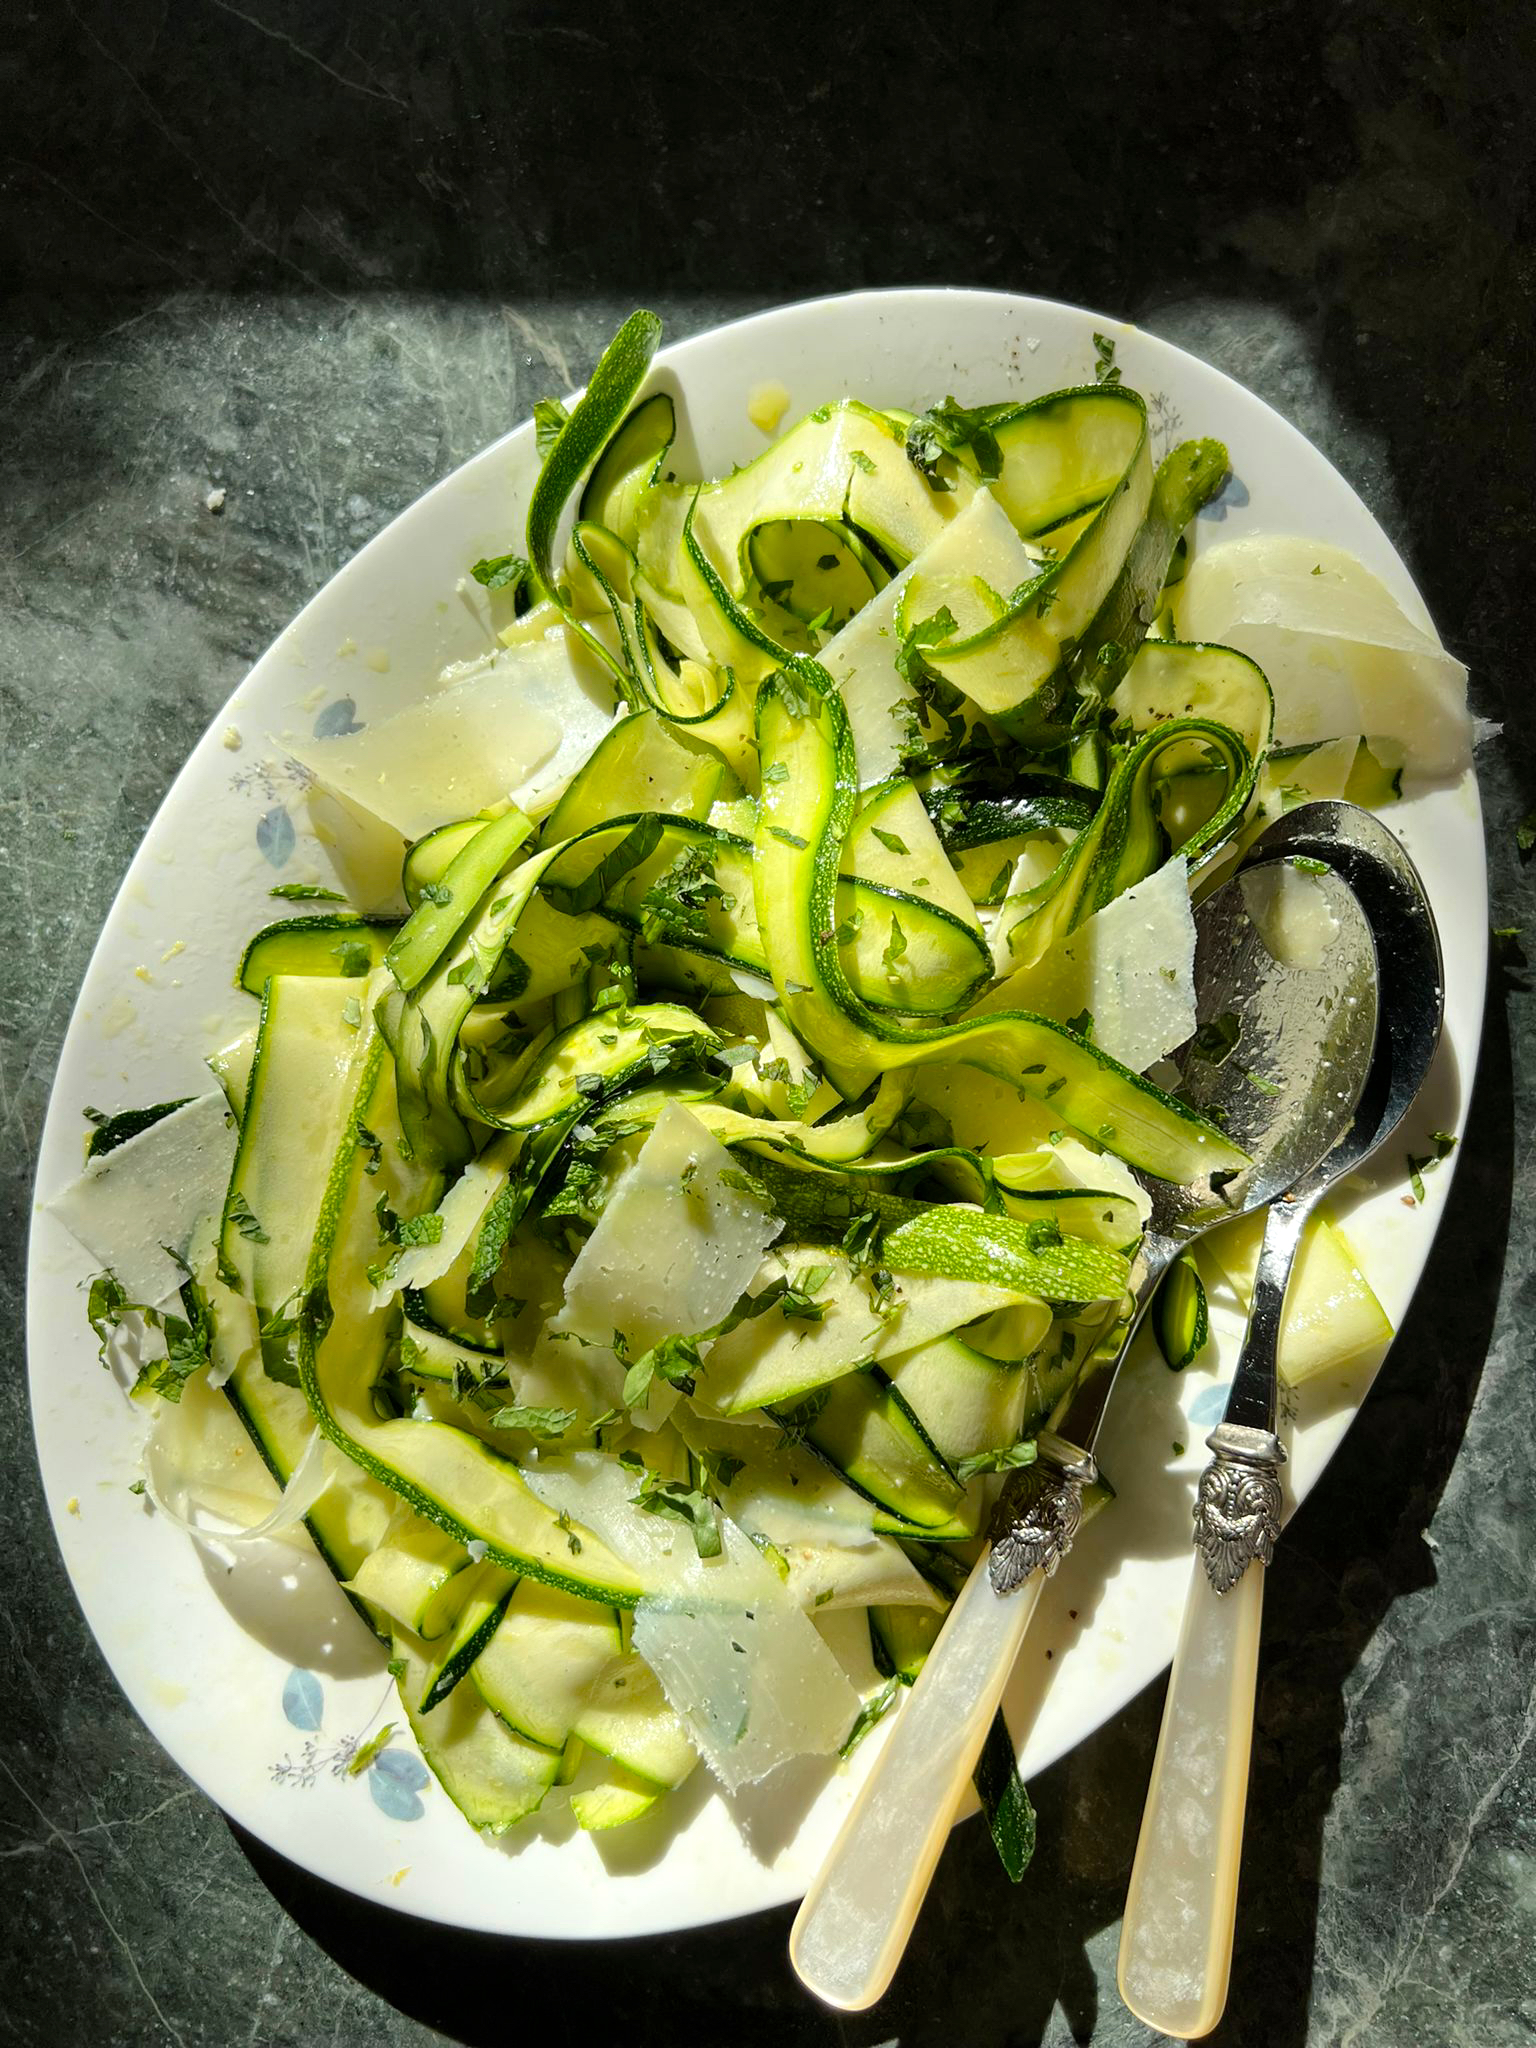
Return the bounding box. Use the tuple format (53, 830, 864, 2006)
(3, 4, 1533, 2043)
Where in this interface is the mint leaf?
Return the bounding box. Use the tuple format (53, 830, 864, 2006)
(470, 552, 530, 594)
(533, 397, 569, 457)
(488, 1402, 576, 1438)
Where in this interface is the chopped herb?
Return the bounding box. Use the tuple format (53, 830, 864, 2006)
(346, 1724, 396, 1776)
(269, 882, 346, 901)
(629, 1468, 722, 1558)
(1190, 1011, 1241, 1065)
(840, 1677, 901, 1758)
(445, 957, 488, 994)
(227, 1193, 270, 1245)
(1092, 332, 1122, 385)
(638, 842, 736, 947)
(332, 939, 372, 977)
(488, 1402, 576, 1438)
(955, 1440, 1039, 1481)
(762, 760, 789, 783)
(129, 1478, 147, 1496)
(717, 1042, 759, 1068)
(386, 1656, 406, 1679)
(904, 397, 1003, 490)
(1064, 1007, 1094, 1040)
(417, 881, 453, 907)
(533, 396, 568, 456)
(341, 996, 362, 1030)
(1245, 1069, 1281, 1096)
(1517, 810, 1536, 863)
(816, 552, 839, 571)
(1289, 855, 1329, 876)
(849, 449, 877, 476)
(1407, 1130, 1457, 1201)
(555, 1508, 583, 1556)
(622, 1333, 702, 1410)
(883, 915, 909, 978)
(470, 551, 530, 594)
(870, 827, 909, 856)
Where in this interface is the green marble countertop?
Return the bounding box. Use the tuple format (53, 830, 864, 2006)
(3, 6, 1532, 2043)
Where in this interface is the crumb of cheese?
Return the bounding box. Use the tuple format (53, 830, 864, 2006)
(66, 1497, 80, 1517)
(222, 726, 242, 751)
(134, 965, 152, 984)
(161, 940, 186, 963)
(337, 637, 358, 658)
(365, 647, 390, 674)
(747, 380, 791, 435)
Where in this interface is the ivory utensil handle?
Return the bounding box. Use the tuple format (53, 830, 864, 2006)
(1117, 1559, 1265, 2040)
(790, 1560, 1046, 2011)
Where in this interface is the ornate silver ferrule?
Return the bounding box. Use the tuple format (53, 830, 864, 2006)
(987, 1432, 1098, 1595)
(1194, 1422, 1286, 1595)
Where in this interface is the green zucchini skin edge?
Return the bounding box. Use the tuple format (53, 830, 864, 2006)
(750, 664, 1250, 1185)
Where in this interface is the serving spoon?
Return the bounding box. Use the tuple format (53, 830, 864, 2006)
(790, 839, 1381, 2012)
(1117, 800, 1443, 2039)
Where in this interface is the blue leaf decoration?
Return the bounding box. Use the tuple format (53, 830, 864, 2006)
(257, 806, 296, 869)
(374, 1749, 429, 1790)
(281, 1667, 324, 1732)
(1188, 1383, 1232, 1427)
(1197, 470, 1249, 524)
(313, 696, 363, 739)
(369, 1770, 425, 1823)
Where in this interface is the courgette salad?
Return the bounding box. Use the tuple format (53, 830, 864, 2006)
(73, 309, 1417, 1855)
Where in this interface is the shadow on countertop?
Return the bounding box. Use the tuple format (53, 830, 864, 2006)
(233, 966, 1515, 2048)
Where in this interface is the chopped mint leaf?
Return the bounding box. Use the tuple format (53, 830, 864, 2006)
(1064, 1007, 1093, 1040)
(332, 938, 372, 976)
(630, 1468, 722, 1558)
(840, 1677, 901, 1758)
(638, 843, 735, 947)
(883, 914, 909, 978)
(470, 551, 530, 594)
(227, 1193, 270, 1244)
(555, 1508, 583, 1555)
(1518, 810, 1536, 862)
(533, 396, 568, 456)
(346, 1723, 396, 1776)
(904, 397, 1003, 490)
(1190, 1011, 1241, 1065)
(871, 826, 909, 856)
(622, 1333, 702, 1410)
(489, 1402, 576, 1438)
(1289, 855, 1329, 876)
(1092, 332, 1122, 386)
(269, 882, 346, 901)
(849, 449, 877, 476)
(955, 1439, 1039, 1481)
(417, 881, 453, 907)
